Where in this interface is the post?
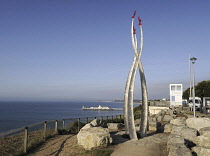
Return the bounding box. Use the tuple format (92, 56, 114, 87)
(78, 118, 80, 133)
(44, 121, 47, 140)
(55, 120, 58, 134)
(101, 116, 103, 123)
(107, 116, 108, 121)
(116, 115, 118, 122)
(24, 127, 28, 154)
(62, 120, 65, 129)
(192, 63, 196, 117)
(86, 117, 88, 124)
(95, 117, 97, 119)
(190, 57, 197, 117)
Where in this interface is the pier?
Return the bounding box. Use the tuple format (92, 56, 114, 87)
(82, 105, 123, 111)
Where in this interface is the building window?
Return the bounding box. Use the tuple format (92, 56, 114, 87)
(171, 86, 175, 91)
(177, 85, 181, 91)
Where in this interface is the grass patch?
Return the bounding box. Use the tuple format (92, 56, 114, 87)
(68, 121, 85, 134)
(0, 128, 54, 156)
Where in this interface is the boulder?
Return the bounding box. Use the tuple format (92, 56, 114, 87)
(168, 109, 177, 116)
(81, 123, 94, 130)
(157, 124, 164, 133)
(81, 119, 101, 130)
(156, 110, 166, 117)
(168, 143, 192, 156)
(134, 119, 141, 126)
(192, 146, 210, 156)
(186, 118, 210, 131)
(107, 123, 124, 130)
(157, 116, 163, 122)
(170, 117, 186, 126)
(199, 127, 210, 137)
(181, 127, 197, 142)
(163, 114, 174, 122)
(148, 121, 161, 131)
(171, 125, 186, 135)
(187, 114, 194, 118)
(90, 119, 101, 126)
(195, 136, 210, 148)
(77, 127, 112, 150)
(167, 134, 184, 150)
(164, 123, 173, 133)
(171, 125, 197, 142)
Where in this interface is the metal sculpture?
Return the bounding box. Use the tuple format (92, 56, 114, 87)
(124, 11, 148, 140)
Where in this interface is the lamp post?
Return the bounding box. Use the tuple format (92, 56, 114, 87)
(190, 57, 197, 117)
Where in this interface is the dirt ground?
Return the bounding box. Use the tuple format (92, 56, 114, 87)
(27, 130, 169, 156)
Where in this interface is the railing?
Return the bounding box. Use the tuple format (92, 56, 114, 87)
(0, 114, 124, 156)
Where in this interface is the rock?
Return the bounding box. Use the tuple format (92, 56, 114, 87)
(196, 136, 210, 148)
(199, 127, 210, 137)
(111, 133, 169, 156)
(90, 119, 101, 126)
(170, 117, 186, 126)
(187, 114, 194, 118)
(77, 127, 112, 150)
(157, 110, 165, 116)
(152, 117, 157, 122)
(167, 134, 184, 149)
(107, 123, 124, 130)
(81, 123, 94, 130)
(181, 127, 197, 142)
(192, 146, 210, 156)
(168, 143, 192, 156)
(171, 125, 186, 135)
(157, 116, 163, 122)
(148, 122, 161, 131)
(163, 115, 174, 122)
(134, 119, 141, 126)
(186, 118, 210, 131)
(148, 116, 153, 122)
(164, 123, 173, 133)
(81, 119, 102, 130)
(168, 109, 177, 116)
(171, 125, 197, 142)
(157, 124, 164, 133)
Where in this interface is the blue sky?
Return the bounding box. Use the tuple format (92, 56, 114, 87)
(0, 0, 210, 101)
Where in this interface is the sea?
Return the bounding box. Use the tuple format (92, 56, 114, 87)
(0, 101, 126, 133)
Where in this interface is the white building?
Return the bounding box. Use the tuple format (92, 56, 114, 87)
(169, 84, 183, 107)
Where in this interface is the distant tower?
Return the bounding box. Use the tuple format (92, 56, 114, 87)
(169, 84, 183, 107)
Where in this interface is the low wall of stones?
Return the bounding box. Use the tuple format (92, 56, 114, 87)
(148, 108, 210, 156)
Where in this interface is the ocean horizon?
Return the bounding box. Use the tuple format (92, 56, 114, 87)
(0, 101, 131, 133)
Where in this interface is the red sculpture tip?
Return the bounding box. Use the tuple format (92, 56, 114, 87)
(131, 11, 136, 18)
(138, 16, 142, 25)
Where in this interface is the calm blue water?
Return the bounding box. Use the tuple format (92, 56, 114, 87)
(0, 101, 124, 133)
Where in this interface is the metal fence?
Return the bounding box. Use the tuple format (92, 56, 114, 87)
(0, 114, 124, 156)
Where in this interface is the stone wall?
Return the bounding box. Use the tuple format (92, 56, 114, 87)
(148, 108, 210, 156)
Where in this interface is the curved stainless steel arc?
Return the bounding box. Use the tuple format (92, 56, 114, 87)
(124, 12, 148, 140)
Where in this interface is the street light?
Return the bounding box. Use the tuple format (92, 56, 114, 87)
(190, 57, 197, 117)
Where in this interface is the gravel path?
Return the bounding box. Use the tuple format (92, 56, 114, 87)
(27, 134, 87, 156)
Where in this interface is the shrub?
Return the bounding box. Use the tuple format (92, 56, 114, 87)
(133, 105, 142, 120)
(68, 121, 85, 134)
